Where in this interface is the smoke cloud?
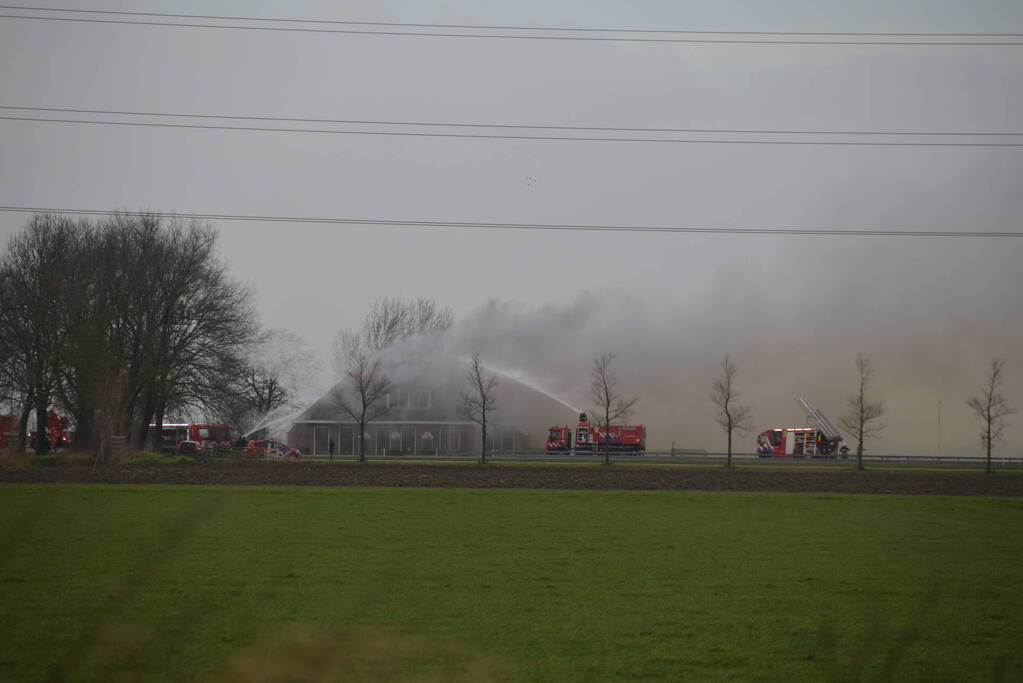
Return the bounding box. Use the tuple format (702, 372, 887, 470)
(434, 238, 1022, 456)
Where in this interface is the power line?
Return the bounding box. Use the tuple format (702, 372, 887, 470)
(4, 115, 1023, 147)
(2, 105, 1018, 138)
(1, 11, 1020, 45)
(0, 206, 1019, 238)
(2, 4, 1019, 37)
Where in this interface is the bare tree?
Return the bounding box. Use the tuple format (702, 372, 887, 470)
(0, 334, 28, 452)
(590, 353, 638, 466)
(357, 297, 454, 352)
(1, 212, 258, 457)
(459, 352, 498, 465)
(0, 214, 85, 454)
(130, 218, 256, 451)
(839, 353, 885, 471)
(330, 297, 452, 392)
(711, 354, 752, 468)
(240, 366, 286, 422)
(326, 298, 449, 462)
(93, 357, 126, 465)
(967, 358, 1015, 473)
(0, 262, 30, 452)
(332, 330, 364, 377)
(224, 329, 320, 434)
(49, 212, 168, 451)
(332, 336, 392, 463)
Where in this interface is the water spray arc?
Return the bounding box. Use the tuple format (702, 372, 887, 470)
(243, 405, 306, 440)
(468, 358, 581, 414)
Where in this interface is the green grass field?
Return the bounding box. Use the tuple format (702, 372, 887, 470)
(1, 485, 1021, 682)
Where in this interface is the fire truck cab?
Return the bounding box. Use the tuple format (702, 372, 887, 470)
(546, 426, 573, 451)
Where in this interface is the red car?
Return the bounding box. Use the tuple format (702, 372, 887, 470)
(244, 439, 301, 460)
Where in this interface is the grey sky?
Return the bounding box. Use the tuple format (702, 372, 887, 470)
(2, 1, 1022, 454)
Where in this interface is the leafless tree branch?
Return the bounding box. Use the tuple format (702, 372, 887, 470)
(967, 357, 1015, 473)
(459, 352, 498, 464)
(359, 297, 454, 353)
(710, 353, 752, 468)
(839, 353, 885, 470)
(331, 338, 392, 463)
(1, 212, 257, 456)
(590, 352, 638, 465)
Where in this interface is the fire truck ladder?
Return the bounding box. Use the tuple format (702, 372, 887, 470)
(795, 397, 843, 443)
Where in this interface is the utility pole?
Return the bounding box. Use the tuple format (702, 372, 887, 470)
(937, 398, 942, 458)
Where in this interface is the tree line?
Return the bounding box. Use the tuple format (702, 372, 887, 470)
(0, 213, 308, 457)
(710, 352, 1014, 472)
(1, 214, 1012, 467)
(328, 298, 1012, 470)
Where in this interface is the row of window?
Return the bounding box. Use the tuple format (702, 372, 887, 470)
(310, 424, 461, 455)
(385, 390, 432, 409)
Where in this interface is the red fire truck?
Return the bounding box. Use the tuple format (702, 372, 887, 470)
(547, 412, 646, 453)
(47, 410, 70, 448)
(156, 423, 232, 453)
(757, 398, 843, 457)
(0, 414, 17, 450)
(26, 410, 71, 450)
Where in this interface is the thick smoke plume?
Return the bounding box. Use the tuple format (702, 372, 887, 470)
(316, 240, 1020, 457)
(441, 240, 1022, 456)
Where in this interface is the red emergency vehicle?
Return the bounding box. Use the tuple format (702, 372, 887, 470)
(0, 414, 17, 449)
(47, 410, 70, 447)
(547, 412, 646, 453)
(156, 423, 232, 453)
(757, 428, 842, 457)
(26, 410, 71, 449)
(757, 398, 843, 457)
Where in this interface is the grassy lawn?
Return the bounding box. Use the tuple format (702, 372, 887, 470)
(1, 485, 1021, 682)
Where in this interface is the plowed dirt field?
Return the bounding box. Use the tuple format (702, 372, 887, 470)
(2, 461, 1022, 496)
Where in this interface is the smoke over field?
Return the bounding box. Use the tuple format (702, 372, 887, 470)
(442, 239, 1022, 456)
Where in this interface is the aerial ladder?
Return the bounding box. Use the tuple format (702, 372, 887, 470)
(794, 397, 843, 456)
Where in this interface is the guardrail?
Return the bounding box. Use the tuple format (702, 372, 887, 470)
(298, 449, 1023, 467)
(674, 452, 1023, 466)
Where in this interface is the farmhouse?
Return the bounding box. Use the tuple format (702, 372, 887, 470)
(287, 364, 576, 456)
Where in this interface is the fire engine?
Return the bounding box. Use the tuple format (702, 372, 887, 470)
(757, 398, 843, 457)
(547, 412, 646, 453)
(155, 423, 232, 453)
(26, 410, 71, 450)
(47, 410, 70, 447)
(0, 414, 17, 450)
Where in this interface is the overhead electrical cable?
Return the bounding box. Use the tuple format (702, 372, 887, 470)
(0, 206, 1018, 238)
(3, 115, 1022, 147)
(2, 105, 1018, 138)
(1, 4, 1019, 37)
(0, 9, 1019, 45)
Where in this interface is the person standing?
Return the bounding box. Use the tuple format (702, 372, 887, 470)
(328, 438, 336, 463)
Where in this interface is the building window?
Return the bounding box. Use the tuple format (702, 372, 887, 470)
(439, 425, 461, 453)
(387, 389, 431, 409)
